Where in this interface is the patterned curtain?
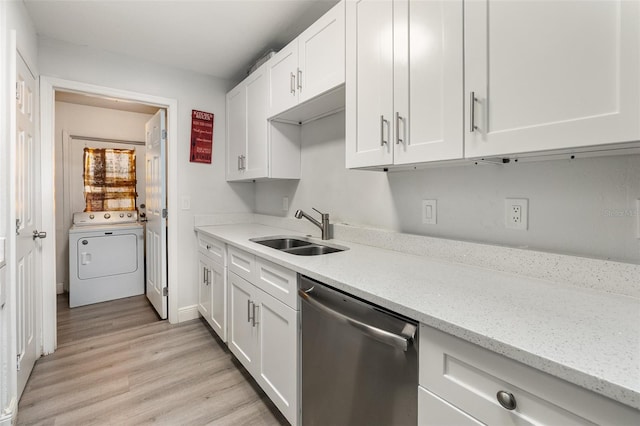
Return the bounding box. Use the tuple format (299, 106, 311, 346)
(83, 148, 137, 212)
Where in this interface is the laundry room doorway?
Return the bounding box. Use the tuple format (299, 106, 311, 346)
(40, 77, 179, 355)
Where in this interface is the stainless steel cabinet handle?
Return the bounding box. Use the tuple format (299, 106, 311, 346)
(290, 72, 296, 95)
(206, 269, 210, 285)
(496, 391, 517, 410)
(203, 267, 207, 285)
(395, 112, 405, 145)
(380, 115, 389, 146)
(237, 155, 241, 170)
(242, 155, 246, 170)
(470, 91, 478, 132)
(252, 304, 259, 327)
(33, 230, 47, 240)
(247, 300, 253, 323)
(297, 68, 302, 91)
(298, 288, 415, 351)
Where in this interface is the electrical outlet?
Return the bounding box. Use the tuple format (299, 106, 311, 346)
(422, 200, 437, 225)
(505, 198, 528, 230)
(282, 196, 289, 212)
(637, 199, 640, 239)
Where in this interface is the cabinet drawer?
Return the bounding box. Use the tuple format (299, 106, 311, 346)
(228, 246, 255, 282)
(418, 386, 483, 426)
(197, 233, 225, 265)
(255, 257, 298, 310)
(419, 325, 640, 426)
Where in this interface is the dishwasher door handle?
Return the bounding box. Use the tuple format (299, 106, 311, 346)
(298, 288, 415, 351)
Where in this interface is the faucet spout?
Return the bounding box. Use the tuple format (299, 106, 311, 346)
(294, 208, 331, 240)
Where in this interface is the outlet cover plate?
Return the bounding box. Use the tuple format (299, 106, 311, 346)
(422, 199, 437, 225)
(505, 198, 528, 230)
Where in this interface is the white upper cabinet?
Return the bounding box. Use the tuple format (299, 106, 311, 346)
(346, 0, 464, 169)
(226, 63, 301, 182)
(464, 0, 640, 158)
(268, 1, 345, 119)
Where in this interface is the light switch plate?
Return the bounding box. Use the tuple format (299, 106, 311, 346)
(181, 196, 191, 210)
(422, 200, 437, 225)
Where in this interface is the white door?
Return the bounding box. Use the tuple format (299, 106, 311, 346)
(245, 65, 269, 180)
(227, 272, 256, 372)
(393, 0, 464, 165)
(256, 290, 298, 425)
(225, 84, 246, 181)
(145, 109, 167, 319)
(297, 0, 345, 104)
(15, 53, 40, 397)
(209, 261, 226, 342)
(345, 0, 394, 168)
(197, 254, 212, 321)
(268, 41, 299, 117)
(464, 0, 640, 158)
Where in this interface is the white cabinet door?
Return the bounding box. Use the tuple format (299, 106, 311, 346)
(255, 288, 299, 425)
(228, 272, 257, 371)
(418, 386, 484, 426)
(209, 261, 226, 342)
(464, 0, 640, 158)
(226, 84, 246, 181)
(197, 254, 212, 321)
(244, 65, 269, 179)
(298, 0, 345, 104)
(346, 0, 394, 168)
(268, 41, 299, 117)
(393, 0, 463, 165)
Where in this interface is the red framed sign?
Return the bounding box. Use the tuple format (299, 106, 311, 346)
(190, 109, 214, 163)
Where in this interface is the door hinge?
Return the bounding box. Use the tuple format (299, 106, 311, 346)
(16, 355, 21, 371)
(162, 129, 167, 140)
(15, 82, 21, 101)
(163, 287, 168, 297)
(162, 208, 168, 219)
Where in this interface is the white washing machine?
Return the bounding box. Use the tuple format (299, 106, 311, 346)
(69, 211, 144, 307)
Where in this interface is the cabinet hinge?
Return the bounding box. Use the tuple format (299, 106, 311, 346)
(163, 287, 168, 297)
(162, 129, 167, 140)
(162, 208, 168, 219)
(15, 82, 20, 101)
(16, 355, 21, 371)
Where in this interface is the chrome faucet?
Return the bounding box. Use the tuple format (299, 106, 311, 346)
(295, 208, 330, 240)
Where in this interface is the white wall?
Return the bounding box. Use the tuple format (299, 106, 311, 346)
(39, 37, 255, 314)
(54, 101, 153, 291)
(256, 112, 640, 264)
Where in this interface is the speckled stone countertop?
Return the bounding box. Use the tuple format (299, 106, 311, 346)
(196, 223, 640, 410)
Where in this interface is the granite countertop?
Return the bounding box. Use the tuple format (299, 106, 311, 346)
(196, 223, 640, 410)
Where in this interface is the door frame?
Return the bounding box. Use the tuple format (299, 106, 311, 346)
(39, 76, 179, 354)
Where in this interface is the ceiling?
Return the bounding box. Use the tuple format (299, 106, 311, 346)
(23, 0, 339, 82)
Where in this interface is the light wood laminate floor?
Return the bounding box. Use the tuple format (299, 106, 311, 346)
(17, 295, 287, 425)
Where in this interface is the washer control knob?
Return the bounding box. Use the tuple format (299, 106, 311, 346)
(120, 213, 125, 218)
(127, 213, 132, 217)
(89, 214, 95, 219)
(104, 213, 111, 219)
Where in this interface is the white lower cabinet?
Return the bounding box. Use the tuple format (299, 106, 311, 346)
(228, 268, 299, 425)
(197, 234, 227, 342)
(419, 324, 640, 426)
(197, 253, 227, 342)
(418, 386, 483, 426)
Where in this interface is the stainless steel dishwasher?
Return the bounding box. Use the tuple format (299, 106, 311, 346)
(299, 275, 418, 426)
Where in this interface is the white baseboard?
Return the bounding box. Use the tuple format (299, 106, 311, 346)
(0, 397, 17, 425)
(177, 304, 199, 323)
(56, 282, 64, 295)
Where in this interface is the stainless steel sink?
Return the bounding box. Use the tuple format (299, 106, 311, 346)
(255, 238, 313, 250)
(250, 236, 348, 256)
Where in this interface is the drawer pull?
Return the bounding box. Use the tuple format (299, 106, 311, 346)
(496, 390, 517, 410)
